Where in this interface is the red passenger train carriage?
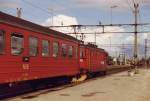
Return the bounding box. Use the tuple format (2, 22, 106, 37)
(0, 11, 79, 85)
(79, 43, 107, 75)
(0, 11, 108, 87)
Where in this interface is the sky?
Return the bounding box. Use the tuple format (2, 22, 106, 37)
(0, 0, 150, 58)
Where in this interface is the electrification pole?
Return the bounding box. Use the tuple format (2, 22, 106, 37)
(109, 36, 111, 55)
(145, 39, 147, 68)
(133, 3, 139, 73)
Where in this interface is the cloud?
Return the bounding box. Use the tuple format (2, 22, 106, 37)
(43, 16, 126, 46)
(42, 14, 78, 26)
(42, 14, 150, 58)
(42, 14, 78, 33)
(82, 27, 130, 56)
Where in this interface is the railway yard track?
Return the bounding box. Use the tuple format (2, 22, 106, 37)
(0, 65, 131, 100)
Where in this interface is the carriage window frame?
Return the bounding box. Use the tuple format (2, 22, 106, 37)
(75, 47, 78, 58)
(42, 40, 50, 57)
(11, 33, 24, 56)
(68, 45, 73, 57)
(80, 47, 84, 58)
(0, 30, 5, 54)
(53, 42, 59, 57)
(61, 43, 67, 57)
(29, 36, 38, 56)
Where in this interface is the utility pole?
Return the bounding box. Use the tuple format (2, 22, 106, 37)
(145, 39, 147, 68)
(16, 8, 22, 18)
(109, 36, 111, 55)
(133, 3, 139, 73)
(122, 43, 126, 65)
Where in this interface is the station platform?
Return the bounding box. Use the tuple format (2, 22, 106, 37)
(9, 68, 150, 101)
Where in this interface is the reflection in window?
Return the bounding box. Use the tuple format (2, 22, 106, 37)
(42, 40, 50, 57)
(53, 42, 59, 57)
(11, 33, 24, 55)
(61, 44, 67, 57)
(29, 37, 38, 56)
(68, 46, 73, 57)
(0, 30, 5, 54)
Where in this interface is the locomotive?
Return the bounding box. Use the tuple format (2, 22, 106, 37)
(0, 11, 108, 87)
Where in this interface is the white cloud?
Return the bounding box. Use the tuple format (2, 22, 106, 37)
(42, 14, 150, 58)
(42, 14, 79, 33)
(42, 14, 78, 26)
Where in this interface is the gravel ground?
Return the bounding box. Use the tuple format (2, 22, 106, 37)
(7, 68, 150, 101)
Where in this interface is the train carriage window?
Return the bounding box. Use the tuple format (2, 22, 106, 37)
(42, 40, 50, 57)
(29, 37, 38, 56)
(0, 30, 5, 54)
(53, 42, 59, 57)
(80, 48, 84, 58)
(75, 47, 78, 58)
(68, 46, 73, 57)
(61, 44, 67, 57)
(11, 33, 24, 55)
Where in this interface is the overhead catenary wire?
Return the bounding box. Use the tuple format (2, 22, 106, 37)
(48, 23, 150, 35)
(22, 0, 53, 16)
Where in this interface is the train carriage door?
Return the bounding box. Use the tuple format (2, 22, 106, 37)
(0, 30, 5, 56)
(28, 36, 39, 68)
(10, 32, 27, 80)
(79, 46, 86, 70)
(88, 48, 91, 71)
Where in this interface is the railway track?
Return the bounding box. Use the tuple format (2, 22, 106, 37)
(0, 65, 131, 100)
